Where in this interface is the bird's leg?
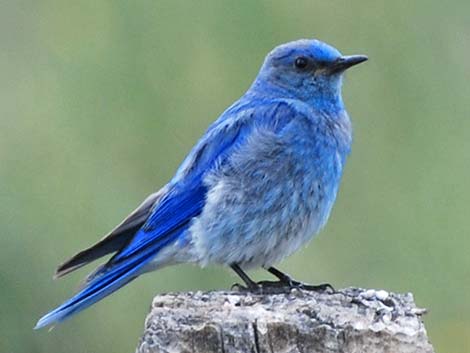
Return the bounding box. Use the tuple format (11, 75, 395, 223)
(262, 266, 335, 292)
(230, 264, 334, 294)
(230, 264, 294, 294)
(230, 264, 259, 291)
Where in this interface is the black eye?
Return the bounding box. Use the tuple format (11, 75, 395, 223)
(294, 57, 309, 70)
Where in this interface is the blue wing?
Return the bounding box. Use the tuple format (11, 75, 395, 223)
(35, 99, 299, 329)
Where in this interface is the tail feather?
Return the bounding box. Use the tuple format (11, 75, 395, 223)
(54, 190, 164, 279)
(54, 230, 134, 279)
(36, 183, 204, 329)
(35, 228, 181, 329)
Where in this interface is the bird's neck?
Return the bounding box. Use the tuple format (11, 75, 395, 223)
(247, 79, 345, 116)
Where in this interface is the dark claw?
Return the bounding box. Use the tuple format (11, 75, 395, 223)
(231, 283, 252, 291)
(231, 264, 335, 294)
(261, 279, 335, 293)
(231, 283, 243, 291)
(233, 280, 335, 295)
(232, 281, 290, 294)
(266, 266, 335, 293)
(296, 282, 335, 293)
(256, 280, 292, 294)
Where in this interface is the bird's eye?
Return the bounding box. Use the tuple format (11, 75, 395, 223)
(294, 57, 309, 70)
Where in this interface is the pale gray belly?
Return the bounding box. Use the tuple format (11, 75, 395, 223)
(188, 160, 339, 269)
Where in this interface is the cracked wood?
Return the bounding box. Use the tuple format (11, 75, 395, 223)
(136, 288, 435, 353)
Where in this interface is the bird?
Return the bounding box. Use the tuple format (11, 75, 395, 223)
(35, 38, 367, 329)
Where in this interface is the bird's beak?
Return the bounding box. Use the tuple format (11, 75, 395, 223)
(330, 55, 368, 73)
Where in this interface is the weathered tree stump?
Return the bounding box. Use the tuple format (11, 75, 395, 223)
(136, 287, 434, 353)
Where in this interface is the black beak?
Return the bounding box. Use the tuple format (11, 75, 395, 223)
(330, 55, 368, 73)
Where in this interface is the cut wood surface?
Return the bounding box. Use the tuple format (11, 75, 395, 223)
(136, 287, 434, 353)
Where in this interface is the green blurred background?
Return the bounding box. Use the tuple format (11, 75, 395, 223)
(1, 1, 469, 352)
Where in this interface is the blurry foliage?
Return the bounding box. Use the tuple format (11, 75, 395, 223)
(1, 1, 469, 352)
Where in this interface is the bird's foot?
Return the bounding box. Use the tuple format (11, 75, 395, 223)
(259, 279, 335, 293)
(266, 267, 335, 293)
(231, 281, 290, 294)
(231, 280, 334, 295)
(286, 280, 335, 293)
(230, 264, 335, 294)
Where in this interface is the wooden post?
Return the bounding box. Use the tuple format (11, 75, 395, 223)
(136, 287, 434, 353)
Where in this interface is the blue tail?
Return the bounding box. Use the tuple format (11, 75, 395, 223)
(36, 172, 207, 329)
(34, 228, 182, 329)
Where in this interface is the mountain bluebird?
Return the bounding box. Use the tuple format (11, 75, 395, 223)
(35, 39, 367, 329)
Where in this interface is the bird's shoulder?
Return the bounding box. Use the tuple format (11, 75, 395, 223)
(173, 97, 319, 182)
(220, 96, 320, 130)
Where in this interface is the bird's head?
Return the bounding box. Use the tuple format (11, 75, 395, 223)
(250, 39, 367, 110)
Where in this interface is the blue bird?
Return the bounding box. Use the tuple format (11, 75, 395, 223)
(35, 39, 367, 329)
